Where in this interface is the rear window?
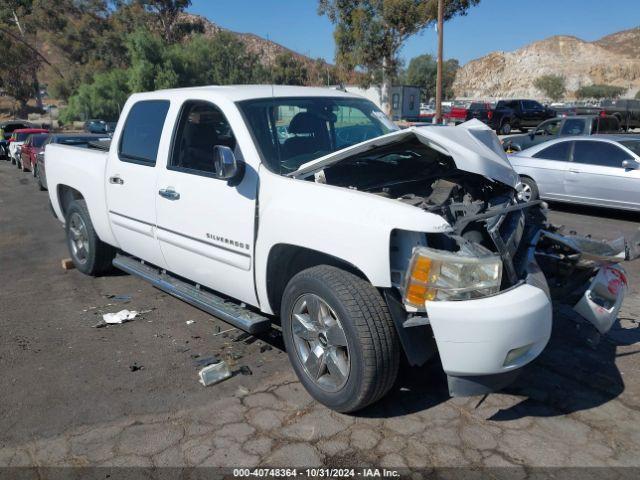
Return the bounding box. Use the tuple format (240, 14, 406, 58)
(593, 117, 620, 133)
(119, 100, 170, 165)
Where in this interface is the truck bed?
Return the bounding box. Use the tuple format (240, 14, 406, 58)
(45, 143, 115, 246)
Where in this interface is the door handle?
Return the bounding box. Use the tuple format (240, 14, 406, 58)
(158, 188, 180, 200)
(568, 169, 581, 173)
(109, 175, 124, 185)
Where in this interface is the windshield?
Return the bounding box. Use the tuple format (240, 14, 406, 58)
(32, 135, 47, 147)
(238, 97, 397, 174)
(620, 140, 640, 156)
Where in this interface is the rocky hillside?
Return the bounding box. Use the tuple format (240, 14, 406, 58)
(180, 13, 318, 66)
(453, 27, 640, 99)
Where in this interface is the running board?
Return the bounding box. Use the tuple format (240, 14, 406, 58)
(112, 254, 271, 334)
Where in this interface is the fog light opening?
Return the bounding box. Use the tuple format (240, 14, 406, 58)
(503, 344, 533, 367)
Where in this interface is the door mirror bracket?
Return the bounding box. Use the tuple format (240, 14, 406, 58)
(622, 159, 639, 170)
(213, 145, 243, 183)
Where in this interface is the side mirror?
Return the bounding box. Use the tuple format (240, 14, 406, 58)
(529, 131, 536, 139)
(213, 145, 241, 181)
(622, 159, 639, 170)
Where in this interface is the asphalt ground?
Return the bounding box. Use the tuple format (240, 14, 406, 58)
(1, 158, 640, 475)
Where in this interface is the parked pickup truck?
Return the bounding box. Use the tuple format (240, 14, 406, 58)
(491, 99, 557, 135)
(501, 115, 621, 152)
(46, 86, 636, 412)
(600, 99, 640, 131)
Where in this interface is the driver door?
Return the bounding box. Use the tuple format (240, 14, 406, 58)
(155, 99, 259, 306)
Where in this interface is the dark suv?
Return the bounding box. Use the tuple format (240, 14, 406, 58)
(491, 99, 556, 135)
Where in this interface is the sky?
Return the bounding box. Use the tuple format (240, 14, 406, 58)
(188, 0, 639, 65)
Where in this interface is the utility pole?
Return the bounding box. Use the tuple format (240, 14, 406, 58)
(434, 0, 444, 124)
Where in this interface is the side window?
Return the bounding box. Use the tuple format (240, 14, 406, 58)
(119, 100, 170, 165)
(536, 119, 560, 135)
(409, 95, 415, 110)
(392, 93, 400, 110)
(560, 119, 586, 135)
(169, 100, 237, 175)
(533, 141, 572, 161)
(573, 141, 632, 168)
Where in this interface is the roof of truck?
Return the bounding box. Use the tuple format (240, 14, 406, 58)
(133, 85, 360, 102)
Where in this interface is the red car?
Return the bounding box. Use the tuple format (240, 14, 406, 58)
(9, 128, 48, 167)
(19, 133, 49, 173)
(444, 105, 469, 125)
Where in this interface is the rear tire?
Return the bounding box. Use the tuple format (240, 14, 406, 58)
(65, 200, 115, 275)
(519, 176, 539, 202)
(281, 265, 400, 413)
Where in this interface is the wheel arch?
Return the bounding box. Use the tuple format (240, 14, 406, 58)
(57, 184, 85, 219)
(265, 243, 370, 316)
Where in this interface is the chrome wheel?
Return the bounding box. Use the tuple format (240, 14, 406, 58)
(520, 183, 533, 202)
(290, 293, 350, 392)
(68, 212, 89, 264)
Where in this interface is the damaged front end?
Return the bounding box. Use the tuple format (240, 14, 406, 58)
(293, 120, 637, 395)
(536, 228, 638, 334)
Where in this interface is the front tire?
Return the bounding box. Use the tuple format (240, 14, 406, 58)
(281, 265, 400, 413)
(65, 200, 115, 275)
(519, 176, 539, 202)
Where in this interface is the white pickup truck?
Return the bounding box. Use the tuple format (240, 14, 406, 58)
(46, 86, 635, 412)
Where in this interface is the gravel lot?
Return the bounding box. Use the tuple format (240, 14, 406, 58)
(1, 159, 640, 474)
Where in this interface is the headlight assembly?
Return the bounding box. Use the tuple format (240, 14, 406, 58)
(403, 244, 503, 308)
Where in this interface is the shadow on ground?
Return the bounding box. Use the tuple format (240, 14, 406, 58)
(353, 307, 638, 421)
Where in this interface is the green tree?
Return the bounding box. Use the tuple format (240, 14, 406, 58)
(533, 75, 566, 101)
(318, 0, 479, 113)
(575, 84, 626, 99)
(60, 68, 130, 123)
(443, 58, 459, 99)
(136, 0, 192, 43)
(405, 54, 436, 99)
(404, 54, 458, 101)
(271, 53, 309, 86)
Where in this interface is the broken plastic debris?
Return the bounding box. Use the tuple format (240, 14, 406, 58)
(105, 294, 132, 302)
(193, 356, 220, 367)
(103, 309, 139, 324)
(186, 320, 195, 325)
(129, 363, 144, 372)
(198, 361, 231, 386)
(239, 366, 253, 376)
(213, 327, 236, 337)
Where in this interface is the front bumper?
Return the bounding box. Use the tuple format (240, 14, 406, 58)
(426, 283, 552, 378)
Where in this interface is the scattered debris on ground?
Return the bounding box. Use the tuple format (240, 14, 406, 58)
(193, 356, 220, 368)
(239, 365, 253, 376)
(61, 258, 75, 270)
(129, 363, 144, 372)
(103, 309, 140, 324)
(213, 327, 236, 337)
(104, 294, 132, 302)
(185, 320, 195, 325)
(198, 361, 231, 386)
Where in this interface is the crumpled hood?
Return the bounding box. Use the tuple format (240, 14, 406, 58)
(290, 119, 519, 188)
